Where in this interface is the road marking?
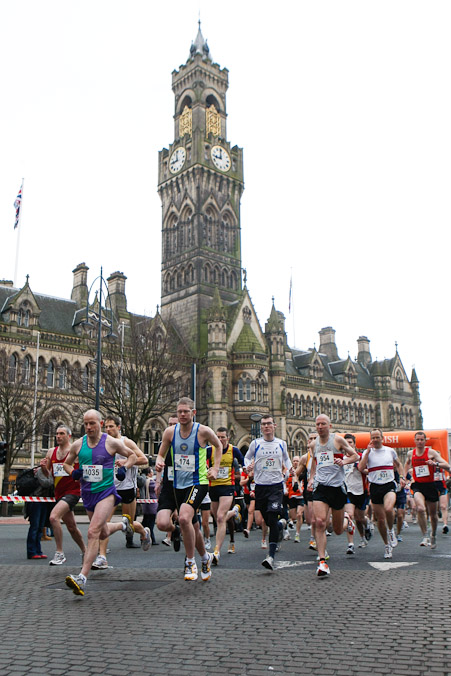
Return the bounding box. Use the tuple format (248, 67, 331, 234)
(429, 554, 451, 558)
(369, 561, 418, 571)
(275, 560, 315, 569)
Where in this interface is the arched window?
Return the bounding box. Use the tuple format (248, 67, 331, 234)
(245, 378, 251, 402)
(23, 355, 32, 385)
(153, 429, 162, 456)
(238, 378, 244, 401)
(396, 370, 403, 391)
(42, 421, 51, 450)
(82, 365, 89, 392)
(8, 354, 18, 383)
(59, 363, 68, 390)
(143, 430, 152, 455)
(46, 360, 55, 388)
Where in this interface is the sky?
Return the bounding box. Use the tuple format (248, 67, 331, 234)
(0, 1, 450, 430)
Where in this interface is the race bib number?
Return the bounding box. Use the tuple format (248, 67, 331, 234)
(317, 449, 334, 468)
(415, 464, 430, 478)
(218, 467, 229, 479)
(262, 457, 280, 471)
(175, 454, 195, 472)
(82, 465, 103, 482)
(167, 467, 174, 481)
(371, 468, 391, 482)
(53, 462, 68, 477)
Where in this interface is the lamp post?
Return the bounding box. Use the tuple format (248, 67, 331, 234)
(30, 331, 40, 468)
(83, 267, 117, 411)
(250, 413, 263, 441)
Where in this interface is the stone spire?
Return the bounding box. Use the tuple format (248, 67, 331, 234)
(189, 20, 212, 61)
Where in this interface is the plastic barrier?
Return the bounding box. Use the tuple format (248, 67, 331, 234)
(0, 496, 158, 503)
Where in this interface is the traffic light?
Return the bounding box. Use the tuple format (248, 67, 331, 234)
(0, 442, 7, 465)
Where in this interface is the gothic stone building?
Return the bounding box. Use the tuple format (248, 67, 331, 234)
(0, 26, 422, 466)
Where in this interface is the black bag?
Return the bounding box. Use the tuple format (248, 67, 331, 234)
(15, 467, 39, 496)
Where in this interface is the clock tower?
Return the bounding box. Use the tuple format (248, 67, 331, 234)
(158, 23, 244, 355)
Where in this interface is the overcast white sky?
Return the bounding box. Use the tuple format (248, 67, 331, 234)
(0, 1, 450, 430)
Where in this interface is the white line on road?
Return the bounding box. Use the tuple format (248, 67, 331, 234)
(369, 561, 418, 571)
(275, 560, 315, 569)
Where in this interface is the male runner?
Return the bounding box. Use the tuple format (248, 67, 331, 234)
(296, 432, 318, 551)
(308, 415, 359, 576)
(404, 431, 451, 548)
(287, 456, 304, 543)
(43, 425, 86, 566)
(343, 433, 371, 551)
(358, 429, 405, 559)
(90, 415, 150, 569)
(155, 397, 222, 582)
(155, 415, 180, 548)
(209, 427, 244, 565)
(62, 409, 141, 596)
(244, 414, 292, 572)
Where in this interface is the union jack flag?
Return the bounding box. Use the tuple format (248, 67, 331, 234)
(14, 182, 23, 229)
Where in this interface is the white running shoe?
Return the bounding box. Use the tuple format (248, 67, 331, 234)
(384, 545, 393, 559)
(204, 538, 211, 550)
(49, 552, 66, 566)
(388, 529, 398, 548)
(184, 561, 198, 581)
(141, 527, 152, 551)
(316, 561, 330, 576)
(261, 539, 267, 549)
(261, 555, 274, 571)
(91, 555, 108, 570)
(358, 537, 368, 548)
(420, 537, 430, 547)
(201, 553, 213, 581)
(346, 543, 355, 555)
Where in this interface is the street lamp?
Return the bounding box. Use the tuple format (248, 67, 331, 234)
(83, 267, 117, 410)
(250, 413, 263, 440)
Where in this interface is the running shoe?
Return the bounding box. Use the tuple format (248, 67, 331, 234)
(309, 539, 317, 551)
(184, 561, 198, 581)
(204, 538, 211, 550)
(212, 548, 220, 566)
(162, 537, 172, 547)
(141, 527, 152, 551)
(171, 524, 181, 552)
(402, 521, 409, 530)
(91, 555, 108, 570)
(358, 537, 368, 548)
(49, 552, 66, 566)
(228, 543, 235, 554)
(397, 535, 403, 542)
(316, 561, 330, 577)
(443, 525, 449, 534)
(201, 553, 213, 581)
(122, 514, 134, 537)
(346, 543, 355, 555)
(283, 529, 291, 541)
(288, 520, 295, 530)
(388, 529, 398, 548)
(232, 504, 242, 524)
(261, 539, 267, 549)
(65, 574, 86, 596)
(316, 551, 330, 561)
(384, 545, 392, 559)
(430, 534, 437, 549)
(326, 530, 332, 536)
(261, 555, 274, 571)
(294, 533, 300, 543)
(420, 537, 430, 547)
(345, 513, 355, 535)
(243, 529, 250, 539)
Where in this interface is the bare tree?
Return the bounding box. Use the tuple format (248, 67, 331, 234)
(83, 316, 188, 442)
(0, 352, 54, 510)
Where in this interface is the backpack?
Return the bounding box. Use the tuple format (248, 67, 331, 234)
(15, 467, 39, 496)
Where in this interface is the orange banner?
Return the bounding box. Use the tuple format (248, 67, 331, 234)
(349, 429, 449, 461)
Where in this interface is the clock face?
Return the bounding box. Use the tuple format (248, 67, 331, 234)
(211, 145, 231, 172)
(169, 147, 186, 173)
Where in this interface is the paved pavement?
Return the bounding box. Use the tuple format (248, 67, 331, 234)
(0, 517, 450, 676)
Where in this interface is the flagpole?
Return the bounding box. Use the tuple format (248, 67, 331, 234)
(289, 268, 296, 348)
(14, 178, 24, 288)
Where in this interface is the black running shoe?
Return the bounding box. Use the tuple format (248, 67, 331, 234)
(172, 524, 181, 552)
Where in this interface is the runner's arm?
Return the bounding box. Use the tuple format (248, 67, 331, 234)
(62, 440, 82, 476)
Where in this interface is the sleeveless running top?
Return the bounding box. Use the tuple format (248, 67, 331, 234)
(314, 434, 345, 488)
(172, 422, 208, 489)
(79, 433, 115, 495)
(50, 446, 80, 500)
(412, 447, 435, 483)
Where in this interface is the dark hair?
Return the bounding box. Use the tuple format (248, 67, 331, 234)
(217, 426, 228, 434)
(105, 414, 121, 426)
(344, 433, 355, 443)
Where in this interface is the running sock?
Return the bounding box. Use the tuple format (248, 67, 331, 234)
(201, 553, 209, 563)
(186, 557, 195, 565)
(79, 573, 87, 582)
